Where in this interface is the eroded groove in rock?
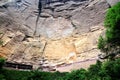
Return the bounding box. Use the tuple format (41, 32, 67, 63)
(0, 0, 115, 71)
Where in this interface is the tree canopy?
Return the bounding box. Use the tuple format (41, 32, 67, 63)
(98, 2, 120, 59)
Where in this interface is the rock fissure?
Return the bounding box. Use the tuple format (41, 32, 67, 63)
(0, 0, 116, 71)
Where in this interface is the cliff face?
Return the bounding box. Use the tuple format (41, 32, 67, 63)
(0, 0, 110, 69)
(106, 0, 120, 6)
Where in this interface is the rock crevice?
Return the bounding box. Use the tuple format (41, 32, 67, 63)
(0, 0, 111, 70)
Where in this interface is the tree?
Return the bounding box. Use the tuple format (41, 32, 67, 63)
(98, 2, 120, 60)
(0, 58, 5, 69)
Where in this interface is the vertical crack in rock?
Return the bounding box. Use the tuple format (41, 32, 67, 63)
(34, 0, 42, 36)
(0, 0, 113, 70)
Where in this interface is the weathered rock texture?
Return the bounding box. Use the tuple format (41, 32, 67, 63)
(0, 0, 111, 70)
(106, 0, 120, 6)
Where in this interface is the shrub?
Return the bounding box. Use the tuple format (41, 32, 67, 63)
(98, 2, 120, 59)
(0, 58, 5, 69)
(1, 59, 120, 80)
(102, 58, 120, 79)
(88, 60, 102, 76)
(0, 74, 6, 80)
(27, 70, 52, 80)
(1, 69, 31, 80)
(104, 2, 120, 44)
(98, 36, 106, 51)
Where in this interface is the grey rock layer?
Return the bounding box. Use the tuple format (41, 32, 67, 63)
(0, 0, 109, 38)
(106, 0, 120, 6)
(0, 0, 112, 69)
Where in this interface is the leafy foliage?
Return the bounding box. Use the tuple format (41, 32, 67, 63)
(104, 2, 120, 44)
(98, 2, 120, 59)
(1, 58, 120, 80)
(102, 58, 120, 79)
(2, 69, 31, 80)
(65, 69, 87, 80)
(1, 59, 120, 80)
(0, 74, 6, 80)
(1, 1, 120, 80)
(98, 36, 107, 52)
(0, 58, 5, 69)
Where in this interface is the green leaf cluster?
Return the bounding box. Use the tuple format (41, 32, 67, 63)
(0, 58, 5, 69)
(104, 2, 120, 44)
(98, 2, 120, 59)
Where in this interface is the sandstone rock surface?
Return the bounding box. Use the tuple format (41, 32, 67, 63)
(0, 0, 110, 70)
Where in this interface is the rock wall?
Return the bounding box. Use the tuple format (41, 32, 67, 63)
(0, 0, 110, 69)
(106, 0, 120, 6)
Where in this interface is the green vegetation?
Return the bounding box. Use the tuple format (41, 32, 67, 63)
(0, 58, 5, 80)
(0, 1, 120, 80)
(0, 33, 3, 45)
(0, 58, 5, 69)
(98, 2, 120, 59)
(1, 59, 120, 80)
